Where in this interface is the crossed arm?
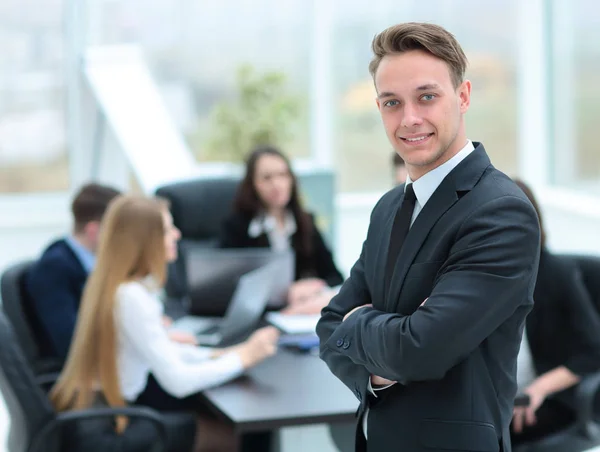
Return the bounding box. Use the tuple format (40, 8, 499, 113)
(316, 195, 540, 399)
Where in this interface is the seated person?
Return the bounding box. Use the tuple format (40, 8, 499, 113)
(50, 195, 280, 452)
(219, 145, 344, 315)
(26, 183, 121, 360)
(392, 152, 407, 185)
(511, 180, 600, 447)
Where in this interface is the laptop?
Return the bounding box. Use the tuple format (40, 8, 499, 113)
(171, 262, 277, 346)
(183, 247, 294, 315)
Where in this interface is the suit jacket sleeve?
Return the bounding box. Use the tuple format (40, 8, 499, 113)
(316, 239, 372, 403)
(562, 263, 600, 376)
(323, 195, 540, 384)
(27, 258, 79, 359)
(312, 218, 344, 287)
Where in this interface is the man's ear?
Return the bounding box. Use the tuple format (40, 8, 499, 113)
(458, 80, 471, 113)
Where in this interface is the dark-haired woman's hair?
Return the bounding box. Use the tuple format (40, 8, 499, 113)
(513, 178, 546, 248)
(233, 145, 314, 257)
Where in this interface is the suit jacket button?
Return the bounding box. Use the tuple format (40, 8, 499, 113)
(342, 340, 350, 349)
(336, 339, 344, 347)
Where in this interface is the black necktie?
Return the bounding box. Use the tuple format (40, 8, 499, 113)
(384, 183, 417, 295)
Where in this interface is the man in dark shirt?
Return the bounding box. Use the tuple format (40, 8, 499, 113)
(26, 183, 121, 359)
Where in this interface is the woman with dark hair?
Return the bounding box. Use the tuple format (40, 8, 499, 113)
(219, 145, 343, 314)
(510, 179, 600, 447)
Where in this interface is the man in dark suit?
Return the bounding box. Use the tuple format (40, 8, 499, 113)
(26, 183, 121, 359)
(316, 22, 541, 452)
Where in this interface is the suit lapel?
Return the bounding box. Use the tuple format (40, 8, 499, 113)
(383, 143, 492, 312)
(384, 181, 458, 311)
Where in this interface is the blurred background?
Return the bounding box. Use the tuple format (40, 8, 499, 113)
(0, 0, 599, 449)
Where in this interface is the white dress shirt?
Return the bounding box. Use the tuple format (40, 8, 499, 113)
(116, 279, 244, 401)
(516, 329, 537, 390)
(363, 140, 475, 438)
(248, 210, 297, 252)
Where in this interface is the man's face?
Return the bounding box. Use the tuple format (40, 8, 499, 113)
(84, 221, 101, 253)
(375, 50, 471, 180)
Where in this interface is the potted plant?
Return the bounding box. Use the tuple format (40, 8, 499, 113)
(201, 63, 301, 162)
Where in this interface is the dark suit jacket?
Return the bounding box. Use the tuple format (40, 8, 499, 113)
(316, 144, 541, 452)
(26, 239, 87, 360)
(527, 248, 600, 408)
(219, 212, 344, 287)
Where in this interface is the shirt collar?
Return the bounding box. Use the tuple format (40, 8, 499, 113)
(248, 211, 297, 238)
(65, 236, 96, 273)
(405, 140, 475, 206)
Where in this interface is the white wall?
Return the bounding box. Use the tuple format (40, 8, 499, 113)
(0, 193, 70, 274)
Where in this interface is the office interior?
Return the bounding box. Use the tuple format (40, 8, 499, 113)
(0, 0, 599, 451)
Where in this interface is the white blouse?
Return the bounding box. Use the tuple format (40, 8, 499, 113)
(248, 210, 297, 252)
(115, 280, 243, 401)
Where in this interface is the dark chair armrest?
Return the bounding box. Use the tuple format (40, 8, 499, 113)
(35, 372, 61, 392)
(33, 358, 64, 376)
(574, 371, 600, 438)
(28, 406, 168, 452)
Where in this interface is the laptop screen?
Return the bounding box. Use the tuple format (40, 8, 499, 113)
(184, 247, 294, 316)
(217, 263, 279, 339)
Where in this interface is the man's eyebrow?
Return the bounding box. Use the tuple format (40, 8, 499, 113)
(377, 91, 396, 99)
(377, 84, 441, 98)
(416, 83, 440, 91)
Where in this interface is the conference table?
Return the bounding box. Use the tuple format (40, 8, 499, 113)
(164, 300, 358, 447)
(200, 349, 358, 434)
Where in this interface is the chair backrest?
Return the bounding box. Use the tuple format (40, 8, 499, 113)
(1, 260, 42, 368)
(0, 310, 57, 452)
(155, 177, 240, 242)
(155, 177, 240, 298)
(565, 254, 600, 312)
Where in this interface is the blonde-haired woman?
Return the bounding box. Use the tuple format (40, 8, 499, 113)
(50, 196, 280, 452)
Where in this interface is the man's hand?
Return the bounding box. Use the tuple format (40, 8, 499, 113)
(371, 375, 396, 387)
(162, 315, 173, 328)
(343, 304, 372, 321)
(168, 330, 198, 345)
(512, 384, 547, 433)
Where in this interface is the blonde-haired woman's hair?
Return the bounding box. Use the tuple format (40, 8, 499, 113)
(50, 195, 169, 432)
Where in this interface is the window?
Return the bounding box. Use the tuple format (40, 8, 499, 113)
(89, 0, 312, 164)
(0, 0, 69, 193)
(331, 0, 519, 192)
(551, 0, 600, 191)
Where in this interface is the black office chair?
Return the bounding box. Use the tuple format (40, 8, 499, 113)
(0, 260, 63, 375)
(155, 177, 240, 299)
(513, 254, 600, 452)
(568, 254, 600, 311)
(0, 309, 199, 452)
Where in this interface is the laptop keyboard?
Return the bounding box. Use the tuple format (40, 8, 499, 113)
(197, 324, 220, 336)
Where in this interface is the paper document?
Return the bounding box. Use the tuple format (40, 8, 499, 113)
(266, 312, 321, 334)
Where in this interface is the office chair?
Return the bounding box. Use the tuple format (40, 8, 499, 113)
(0, 260, 63, 375)
(513, 254, 600, 452)
(155, 177, 240, 299)
(0, 309, 199, 452)
(568, 254, 600, 311)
